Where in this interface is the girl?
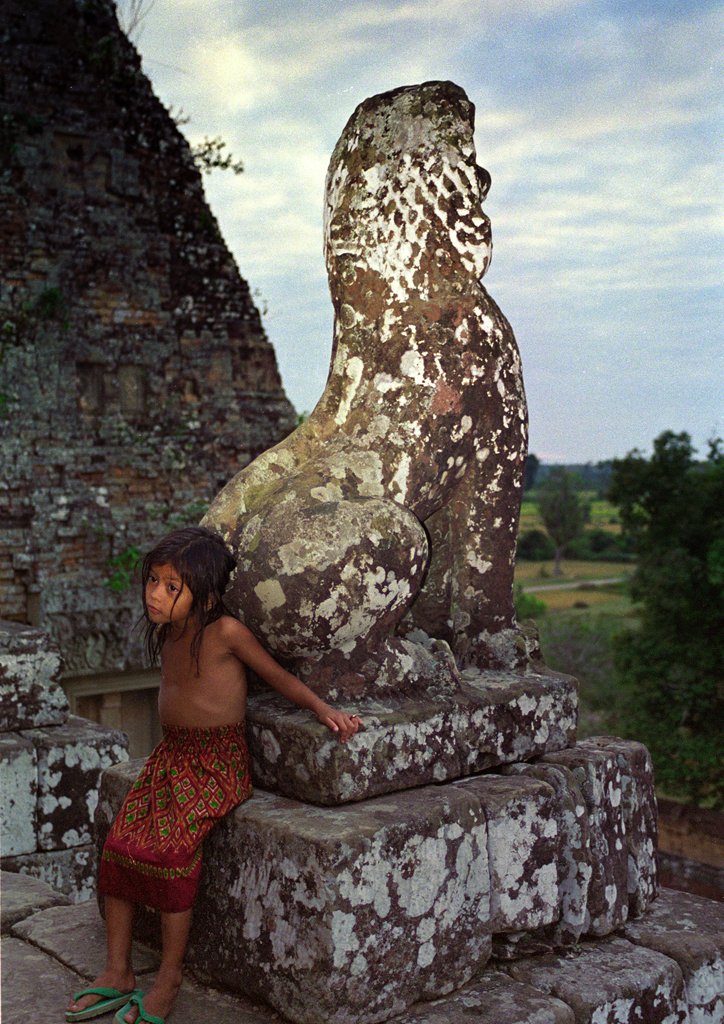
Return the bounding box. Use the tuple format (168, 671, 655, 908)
(67, 527, 361, 1024)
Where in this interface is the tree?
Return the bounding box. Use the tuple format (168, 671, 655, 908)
(537, 469, 590, 575)
(523, 452, 540, 492)
(609, 431, 724, 808)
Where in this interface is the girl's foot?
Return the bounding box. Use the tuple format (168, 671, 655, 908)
(120, 968, 182, 1023)
(67, 969, 136, 1015)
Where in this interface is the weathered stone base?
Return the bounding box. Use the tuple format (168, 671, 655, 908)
(3, 880, 721, 1024)
(506, 937, 690, 1023)
(0, 869, 70, 931)
(2, 844, 97, 903)
(0, 712, 128, 902)
(97, 735, 657, 1024)
(623, 887, 723, 1024)
(99, 764, 494, 1024)
(246, 666, 577, 804)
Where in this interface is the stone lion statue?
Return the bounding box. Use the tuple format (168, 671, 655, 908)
(202, 81, 528, 696)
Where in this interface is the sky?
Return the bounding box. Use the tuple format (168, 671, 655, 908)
(122, 0, 722, 463)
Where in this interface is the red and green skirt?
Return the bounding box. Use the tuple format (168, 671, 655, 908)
(99, 722, 251, 913)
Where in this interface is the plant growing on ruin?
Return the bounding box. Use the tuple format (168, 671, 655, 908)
(190, 136, 244, 176)
(106, 546, 141, 592)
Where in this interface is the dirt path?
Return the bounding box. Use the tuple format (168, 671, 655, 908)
(523, 576, 626, 593)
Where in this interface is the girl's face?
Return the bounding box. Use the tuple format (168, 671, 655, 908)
(145, 563, 194, 627)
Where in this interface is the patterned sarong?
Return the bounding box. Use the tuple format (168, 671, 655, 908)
(99, 722, 251, 913)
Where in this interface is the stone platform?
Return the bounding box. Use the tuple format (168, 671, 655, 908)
(2, 872, 721, 1024)
(245, 666, 577, 804)
(97, 736, 661, 1024)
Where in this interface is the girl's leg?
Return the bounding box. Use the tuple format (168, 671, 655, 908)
(121, 908, 192, 1024)
(67, 896, 136, 1013)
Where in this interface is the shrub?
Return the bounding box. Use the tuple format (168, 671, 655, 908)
(516, 528, 554, 561)
(514, 585, 547, 620)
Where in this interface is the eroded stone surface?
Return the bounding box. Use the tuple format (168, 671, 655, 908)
(500, 761, 591, 948)
(0, 869, 70, 931)
(2, 930, 281, 1024)
(3, 844, 97, 902)
(454, 774, 560, 934)
(1, 936, 84, 1024)
(11, 901, 160, 977)
(24, 715, 127, 851)
(624, 888, 723, 1024)
(203, 81, 531, 694)
(544, 745, 628, 937)
(395, 969, 575, 1023)
(0, 732, 37, 855)
(247, 667, 577, 804)
(0, 621, 67, 731)
(578, 736, 658, 917)
(98, 762, 493, 1024)
(507, 937, 689, 1024)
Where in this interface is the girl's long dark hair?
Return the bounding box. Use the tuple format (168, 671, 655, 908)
(141, 526, 236, 672)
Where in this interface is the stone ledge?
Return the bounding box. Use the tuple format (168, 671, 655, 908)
(0, 869, 70, 932)
(623, 887, 723, 1024)
(11, 901, 159, 978)
(506, 936, 689, 1023)
(247, 666, 577, 805)
(2, 845, 97, 903)
(394, 969, 576, 1023)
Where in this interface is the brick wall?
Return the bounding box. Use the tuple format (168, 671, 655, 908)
(0, 0, 296, 673)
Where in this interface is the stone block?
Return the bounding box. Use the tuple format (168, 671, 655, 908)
(0, 731, 37, 855)
(544, 744, 628, 937)
(3, 844, 97, 902)
(394, 970, 575, 1023)
(0, 620, 67, 730)
(624, 888, 723, 1024)
(1, 936, 85, 1024)
(247, 667, 577, 805)
(98, 762, 493, 1024)
(25, 715, 128, 851)
(507, 936, 689, 1024)
(0, 869, 70, 932)
(12, 901, 160, 978)
(579, 736, 658, 916)
(455, 774, 560, 934)
(500, 761, 592, 948)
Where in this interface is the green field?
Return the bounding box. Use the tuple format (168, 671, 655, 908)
(514, 554, 640, 737)
(520, 495, 621, 534)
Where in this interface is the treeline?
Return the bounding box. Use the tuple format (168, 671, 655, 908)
(520, 432, 723, 810)
(524, 454, 613, 496)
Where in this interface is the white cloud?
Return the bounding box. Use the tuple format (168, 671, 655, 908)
(125, 0, 722, 461)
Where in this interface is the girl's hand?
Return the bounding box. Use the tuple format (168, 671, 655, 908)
(316, 707, 363, 743)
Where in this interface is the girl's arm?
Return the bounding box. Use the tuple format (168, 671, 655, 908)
(222, 619, 362, 742)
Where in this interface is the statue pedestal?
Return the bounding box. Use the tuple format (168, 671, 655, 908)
(244, 667, 578, 805)
(96, 736, 658, 1024)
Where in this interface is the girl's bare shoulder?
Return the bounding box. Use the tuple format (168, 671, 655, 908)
(212, 615, 255, 645)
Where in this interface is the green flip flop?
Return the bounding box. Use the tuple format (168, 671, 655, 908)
(66, 987, 142, 1022)
(114, 992, 165, 1024)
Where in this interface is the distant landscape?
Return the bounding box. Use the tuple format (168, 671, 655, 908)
(514, 437, 722, 812)
(515, 461, 636, 741)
